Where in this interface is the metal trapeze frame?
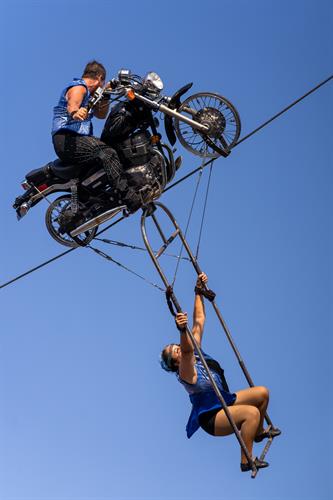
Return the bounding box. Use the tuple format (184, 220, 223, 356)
(141, 201, 279, 478)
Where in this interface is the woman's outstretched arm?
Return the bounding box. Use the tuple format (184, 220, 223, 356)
(192, 273, 208, 347)
(176, 273, 208, 383)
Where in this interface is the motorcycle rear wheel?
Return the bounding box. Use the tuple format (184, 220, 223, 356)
(174, 92, 241, 158)
(45, 195, 97, 248)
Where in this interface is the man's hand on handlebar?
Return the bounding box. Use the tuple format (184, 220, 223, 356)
(71, 107, 88, 121)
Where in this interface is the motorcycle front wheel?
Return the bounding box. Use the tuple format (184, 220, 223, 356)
(45, 195, 97, 248)
(174, 92, 241, 158)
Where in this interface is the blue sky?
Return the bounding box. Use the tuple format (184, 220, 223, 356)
(1, 1, 332, 499)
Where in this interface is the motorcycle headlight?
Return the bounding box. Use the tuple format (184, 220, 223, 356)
(144, 72, 164, 93)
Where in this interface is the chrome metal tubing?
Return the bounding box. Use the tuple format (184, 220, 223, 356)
(155, 229, 180, 259)
(29, 181, 75, 204)
(70, 206, 126, 237)
(141, 202, 256, 474)
(158, 103, 209, 132)
(133, 93, 209, 133)
(149, 203, 274, 429)
(151, 213, 168, 244)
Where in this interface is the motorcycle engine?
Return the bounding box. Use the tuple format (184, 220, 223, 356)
(117, 131, 153, 168)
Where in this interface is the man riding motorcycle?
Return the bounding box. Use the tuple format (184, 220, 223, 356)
(13, 67, 241, 247)
(51, 60, 142, 211)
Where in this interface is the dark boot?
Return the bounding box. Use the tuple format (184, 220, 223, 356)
(122, 187, 142, 213)
(241, 457, 269, 472)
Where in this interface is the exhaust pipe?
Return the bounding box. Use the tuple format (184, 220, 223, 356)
(70, 205, 127, 237)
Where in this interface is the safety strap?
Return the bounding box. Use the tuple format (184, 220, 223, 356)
(194, 286, 216, 302)
(165, 286, 177, 318)
(165, 286, 188, 331)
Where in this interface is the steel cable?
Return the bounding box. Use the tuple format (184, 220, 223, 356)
(0, 215, 125, 290)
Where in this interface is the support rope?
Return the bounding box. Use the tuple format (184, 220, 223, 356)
(0, 215, 125, 290)
(171, 151, 207, 287)
(93, 237, 190, 261)
(195, 162, 214, 260)
(88, 244, 165, 292)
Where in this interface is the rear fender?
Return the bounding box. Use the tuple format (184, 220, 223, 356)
(25, 162, 54, 185)
(28, 181, 74, 206)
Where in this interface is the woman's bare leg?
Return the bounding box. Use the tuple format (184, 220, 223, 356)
(234, 386, 269, 435)
(213, 405, 260, 464)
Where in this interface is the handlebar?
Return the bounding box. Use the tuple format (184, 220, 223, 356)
(87, 73, 168, 113)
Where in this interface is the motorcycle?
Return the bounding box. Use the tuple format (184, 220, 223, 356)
(13, 69, 241, 247)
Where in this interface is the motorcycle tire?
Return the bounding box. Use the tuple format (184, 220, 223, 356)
(45, 195, 97, 248)
(174, 92, 241, 158)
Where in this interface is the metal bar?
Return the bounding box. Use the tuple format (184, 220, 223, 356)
(133, 93, 209, 133)
(29, 180, 75, 204)
(218, 133, 230, 153)
(151, 213, 168, 244)
(141, 204, 256, 474)
(252, 435, 274, 478)
(155, 229, 180, 259)
(153, 202, 274, 428)
(158, 103, 210, 132)
(212, 305, 274, 428)
(141, 202, 282, 475)
(259, 436, 273, 463)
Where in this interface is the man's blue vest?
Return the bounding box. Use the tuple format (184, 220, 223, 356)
(52, 78, 93, 136)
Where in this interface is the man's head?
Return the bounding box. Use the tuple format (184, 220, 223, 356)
(160, 343, 181, 372)
(82, 60, 106, 89)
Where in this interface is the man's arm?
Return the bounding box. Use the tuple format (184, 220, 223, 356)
(66, 85, 88, 121)
(94, 97, 110, 119)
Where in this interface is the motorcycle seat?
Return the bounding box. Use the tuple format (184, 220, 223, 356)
(26, 163, 54, 185)
(50, 159, 83, 180)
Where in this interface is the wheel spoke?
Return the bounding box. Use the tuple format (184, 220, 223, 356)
(175, 92, 241, 157)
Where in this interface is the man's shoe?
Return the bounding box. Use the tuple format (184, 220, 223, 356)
(240, 457, 269, 472)
(123, 190, 142, 213)
(254, 427, 281, 443)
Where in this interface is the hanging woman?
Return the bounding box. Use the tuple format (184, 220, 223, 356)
(160, 273, 281, 472)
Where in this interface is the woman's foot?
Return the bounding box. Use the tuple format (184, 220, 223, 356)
(254, 427, 281, 443)
(241, 457, 269, 472)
